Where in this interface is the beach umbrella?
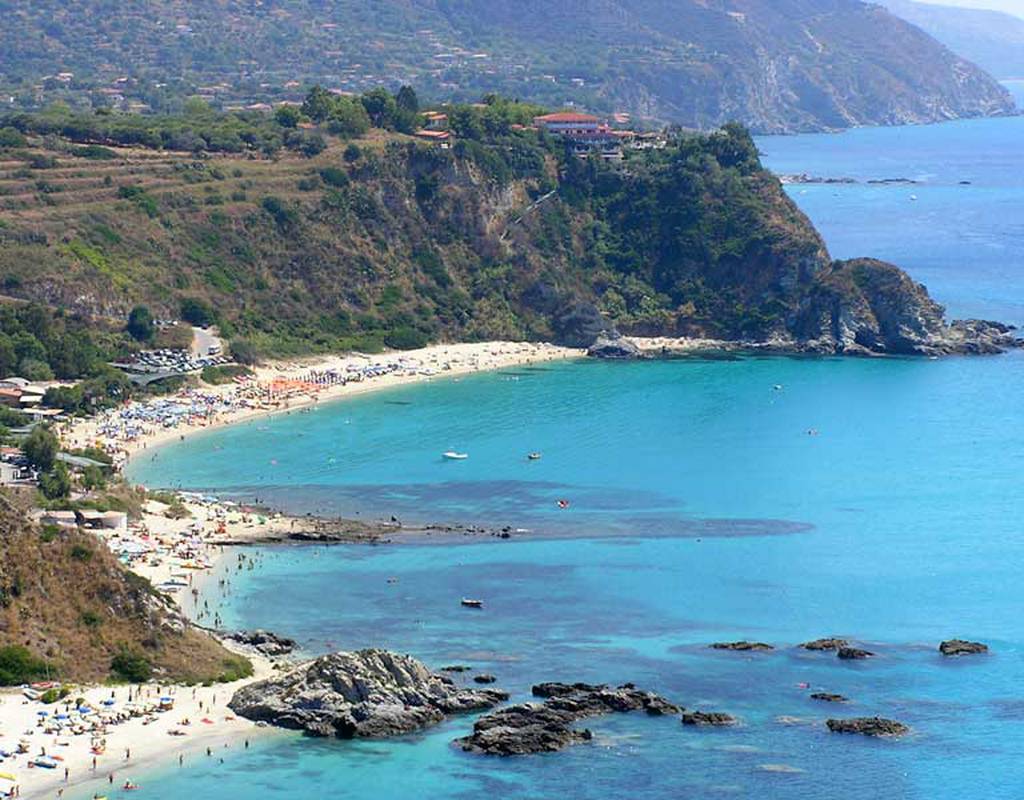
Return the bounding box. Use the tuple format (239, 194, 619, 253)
(55, 714, 69, 720)
(102, 699, 116, 706)
(36, 711, 48, 716)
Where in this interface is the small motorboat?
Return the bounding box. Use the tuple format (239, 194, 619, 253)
(527, 452, 542, 460)
(461, 598, 484, 609)
(442, 451, 468, 460)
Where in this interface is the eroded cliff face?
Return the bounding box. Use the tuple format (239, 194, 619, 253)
(792, 259, 1018, 355)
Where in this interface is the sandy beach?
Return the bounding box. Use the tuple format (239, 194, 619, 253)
(9, 341, 579, 799)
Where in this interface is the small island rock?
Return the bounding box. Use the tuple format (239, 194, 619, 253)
(228, 649, 507, 738)
(837, 647, 874, 660)
(474, 674, 497, 684)
(710, 641, 774, 652)
(801, 638, 848, 651)
(810, 692, 848, 703)
(681, 711, 736, 726)
(826, 717, 908, 737)
(457, 682, 679, 755)
(939, 639, 988, 656)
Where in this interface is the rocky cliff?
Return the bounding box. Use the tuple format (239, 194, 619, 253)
(0, 117, 1015, 358)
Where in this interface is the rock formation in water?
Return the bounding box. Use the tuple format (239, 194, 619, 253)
(226, 629, 297, 658)
(810, 693, 848, 703)
(826, 717, 909, 737)
(802, 638, 850, 651)
(939, 639, 989, 656)
(456, 682, 679, 755)
(587, 332, 644, 360)
(710, 641, 774, 652)
(228, 649, 508, 738)
(681, 711, 736, 726)
(837, 646, 875, 660)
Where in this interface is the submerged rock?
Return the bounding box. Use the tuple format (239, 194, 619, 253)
(837, 646, 874, 660)
(810, 692, 848, 703)
(939, 639, 989, 656)
(474, 674, 497, 684)
(226, 629, 297, 657)
(826, 717, 908, 737)
(457, 682, 679, 755)
(801, 638, 848, 651)
(681, 711, 736, 726)
(710, 641, 774, 652)
(228, 649, 507, 738)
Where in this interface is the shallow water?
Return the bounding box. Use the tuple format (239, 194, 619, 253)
(116, 111, 1024, 800)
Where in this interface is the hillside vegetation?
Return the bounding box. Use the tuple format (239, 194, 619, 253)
(0, 97, 1011, 358)
(0, 499, 250, 684)
(0, 0, 1014, 133)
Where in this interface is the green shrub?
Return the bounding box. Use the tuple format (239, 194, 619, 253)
(319, 167, 349, 188)
(0, 645, 49, 685)
(69, 543, 93, 562)
(40, 688, 60, 704)
(110, 650, 152, 682)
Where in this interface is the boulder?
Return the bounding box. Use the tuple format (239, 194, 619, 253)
(457, 682, 679, 755)
(681, 711, 736, 726)
(226, 629, 297, 657)
(939, 639, 988, 656)
(837, 647, 874, 660)
(228, 649, 508, 738)
(474, 674, 497, 684)
(810, 693, 848, 703)
(587, 333, 642, 360)
(826, 717, 908, 737)
(710, 641, 774, 652)
(801, 638, 848, 651)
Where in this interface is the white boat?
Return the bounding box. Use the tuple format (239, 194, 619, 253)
(442, 451, 468, 460)
(461, 598, 484, 608)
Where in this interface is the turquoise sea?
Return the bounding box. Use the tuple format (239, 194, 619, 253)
(121, 99, 1024, 800)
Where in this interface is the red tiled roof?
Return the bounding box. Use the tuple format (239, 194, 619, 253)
(535, 112, 600, 124)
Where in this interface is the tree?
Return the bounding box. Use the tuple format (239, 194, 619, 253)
(360, 88, 398, 129)
(396, 85, 419, 114)
(326, 98, 370, 139)
(301, 85, 334, 123)
(343, 143, 362, 163)
(229, 339, 257, 365)
(38, 463, 71, 500)
(274, 105, 302, 129)
(23, 425, 58, 471)
(180, 298, 215, 327)
(126, 305, 154, 341)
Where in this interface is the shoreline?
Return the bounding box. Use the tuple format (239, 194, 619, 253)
(5, 341, 579, 799)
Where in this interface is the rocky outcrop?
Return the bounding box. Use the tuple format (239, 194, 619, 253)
(474, 674, 497, 684)
(837, 647, 875, 660)
(710, 641, 774, 652)
(802, 638, 849, 651)
(456, 682, 679, 755)
(793, 259, 1020, 356)
(810, 693, 848, 703)
(826, 717, 909, 737)
(226, 629, 296, 658)
(681, 711, 736, 726)
(587, 333, 643, 360)
(228, 649, 508, 738)
(939, 639, 989, 656)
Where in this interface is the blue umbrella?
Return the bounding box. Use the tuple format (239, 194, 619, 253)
(36, 711, 48, 716)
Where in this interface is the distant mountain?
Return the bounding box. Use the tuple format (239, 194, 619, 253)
(0, 0, 1015, 133)
(881, 0, 1024, 78)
